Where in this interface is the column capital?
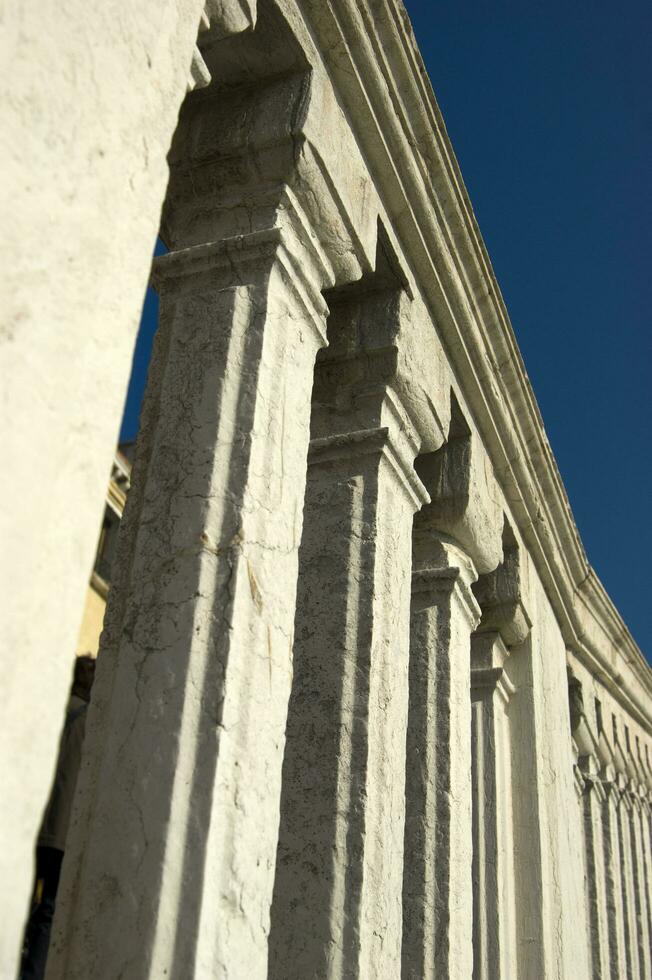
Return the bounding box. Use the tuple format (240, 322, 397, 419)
(471, 630, 514, 705)
(307, 275, 431, 511)
(581, 769, 607, 803)
(164, 55, 379, 288)
(414, 394, 503, 575)
(473, 521, 531, 647)
(471, 665, 515, 707)
(152, 200, 332, 348)
(308, 424, 429, 511)
(573, 765, 586, 799)
(600, 776, 622, 807)
(412, 536, 481, 630)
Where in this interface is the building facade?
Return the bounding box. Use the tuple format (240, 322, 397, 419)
(75, 451, 131, 661)
(2, 1, 651, 978)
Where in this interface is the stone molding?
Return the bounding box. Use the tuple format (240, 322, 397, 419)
(414, 396, 503, 577)
(471, 665, 515, 708)
(152, 223, 330, 345)
(308, 425, 429, 511)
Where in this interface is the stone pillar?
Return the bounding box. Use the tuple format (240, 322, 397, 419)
(579, 767, 610, 978)
(505, 637, 550, 978)
(269, 285, 429, 979)
(616, 784, 641, 978)
(1, 1, 229, 972)
(47, 36, 380, 978)
(567, 673, 613, 979)
(601, 780, 629, 980)
(470, 633, 516, 980)
(469, 527, 529, 980)
(48, 211, 329, 980)
(402, 399, 503, 980)
(403, 536, 481, 980)
(628, 792, 652, 978)
(639, 794, 652, 960)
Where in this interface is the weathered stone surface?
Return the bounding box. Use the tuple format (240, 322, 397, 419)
(48, 223, 330, 979)
(414, 396, 503, 576)
(470, 632, 517, 980)
(403, 534, 480, 980)
(269, 284, 428, 979)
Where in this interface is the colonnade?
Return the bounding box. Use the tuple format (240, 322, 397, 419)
(571, 670, 652, 979)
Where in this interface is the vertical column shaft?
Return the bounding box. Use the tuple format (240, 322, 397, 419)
(581, 774, 610, 978)
(629, 797, 652, 978)
(504, 641, 549, 979)
(601, 782, 629, 979)
(269, 367, 428, 978)
(470, 633, 517, 980)
(617, 791, 641, 978)
(402, 536, 480, 980)
(48, 228, 328, 980)
(640, 800, 652, 965)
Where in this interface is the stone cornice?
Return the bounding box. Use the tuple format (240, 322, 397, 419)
(290, 0, 652, 729)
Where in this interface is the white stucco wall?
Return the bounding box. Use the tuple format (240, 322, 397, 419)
(0, 1, 205, 972)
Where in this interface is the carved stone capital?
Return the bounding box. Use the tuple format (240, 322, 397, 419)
(414, 395, 503, 575)
(152, 212, 330, 348)
(165, 25, 378, 287)
(473, 523, 531, 646)
(412, 536, 481, 631)
(580, 772, 607, 803)
(471, 631, 514, 707)
(600, 777, 621, 808)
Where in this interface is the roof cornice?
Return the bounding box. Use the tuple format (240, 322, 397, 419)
(294, 0, 651, 727)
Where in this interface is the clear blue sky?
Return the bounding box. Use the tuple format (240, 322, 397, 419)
(120, 0, 651, 653)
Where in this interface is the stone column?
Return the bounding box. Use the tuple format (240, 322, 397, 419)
(470, 634, 516, 980)
(567, 674, 613, 979)
(616, 783, 641, 978)
(402, 400, 503, 980)
(601, 779, 629, 980)
(469, 527, 529, 980)
(403, 537, 480, 980)
(628, 792, 652, 978)
(639, 793, 652, 957)
(48, 209, 329, 980)
(47, 39, 380, 978)
(641, 795, 652, 962)
(579, 767, 610, 979)
(268, 285, 429, 980)
(1, 2, 234, 973)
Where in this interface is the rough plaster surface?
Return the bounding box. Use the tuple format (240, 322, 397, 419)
(0, 0, 206, 973)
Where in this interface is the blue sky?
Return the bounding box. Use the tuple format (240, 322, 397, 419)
(120, 1, 651, 653)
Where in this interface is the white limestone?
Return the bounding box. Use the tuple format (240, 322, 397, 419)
(1, 0, 651, 978)
(270, 286, 429, 978)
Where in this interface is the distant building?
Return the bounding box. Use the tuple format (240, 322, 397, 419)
(74, 449, 131, 659)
